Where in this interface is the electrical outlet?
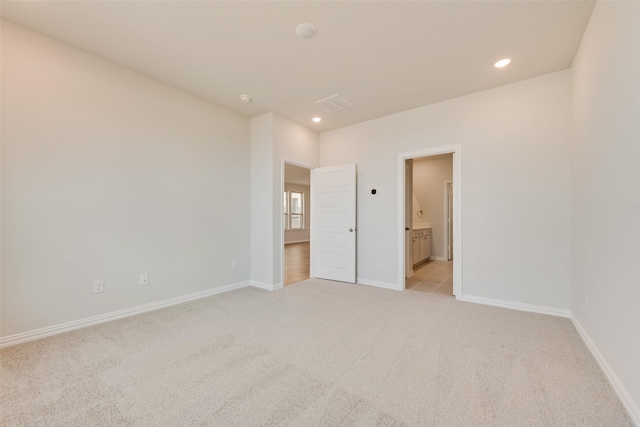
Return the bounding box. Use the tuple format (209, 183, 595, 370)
(140, 273, 149, 285)
(232, 260, 238, 269)
(376, 259, 382, 268)
(93, 280, 104, 294)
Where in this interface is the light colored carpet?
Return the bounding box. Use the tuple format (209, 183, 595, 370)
(0, 279, 632, 426)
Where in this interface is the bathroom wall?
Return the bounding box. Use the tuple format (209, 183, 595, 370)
(413, 154, 453, 260)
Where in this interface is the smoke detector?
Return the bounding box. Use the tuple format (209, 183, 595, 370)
(240, 94, 252, 103)
(296, 23, 317, 39)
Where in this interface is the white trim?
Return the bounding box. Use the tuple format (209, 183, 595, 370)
(570, 314, 640, 425)
(458, 294, 570, 318)
(429, 256, 449, 262)
(444, 180, 453, 261)
(250, 280, 276, 291)
(310, 169, 314, 279)
(0, 280, 251, 349)
(397, 145, 462, 296)
(357, 277, 402, 291)
(250, 280, 283, 291)
(284, 239, 310, 245)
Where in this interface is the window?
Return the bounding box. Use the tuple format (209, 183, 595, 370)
(290, 192, 303, 229)
(283, 190, 304, 230)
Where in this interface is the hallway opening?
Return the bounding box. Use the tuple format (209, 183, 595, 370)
(283, 162, 311, 286)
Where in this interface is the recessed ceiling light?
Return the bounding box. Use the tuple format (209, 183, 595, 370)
(296, 23, 317, 39)
(239, 94, 252, 103)
(312, 117, 322, 123)
(494, 58, 512, 68)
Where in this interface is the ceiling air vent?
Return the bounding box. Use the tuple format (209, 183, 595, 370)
(314, 94, 353, 113)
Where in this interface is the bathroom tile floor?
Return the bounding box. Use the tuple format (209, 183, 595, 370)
(406, 260, 453, 296)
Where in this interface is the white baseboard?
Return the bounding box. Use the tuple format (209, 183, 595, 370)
(284, 239, 310, 245)
(249, 280, 283, 291)
(429, 256, 449, 262)
(570, 314, 640, 425)
(0, 280, 251, 349)
(357, 277, 401, 291)
(249, 280, 274, 291)
(458, 294, 570, 318)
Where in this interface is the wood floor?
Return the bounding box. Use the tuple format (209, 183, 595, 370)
(284, 242, 310, 286)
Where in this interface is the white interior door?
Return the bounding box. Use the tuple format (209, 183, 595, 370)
(447, 181, 453, 261)
(312, 164, 356, 283)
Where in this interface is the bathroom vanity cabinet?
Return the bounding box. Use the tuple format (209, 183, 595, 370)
(412, 228, 431, 266)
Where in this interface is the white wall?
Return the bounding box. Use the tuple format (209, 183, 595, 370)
(284, 183, 310, 244)
(413, 155, 453, 259)
(320, 70, 572, 309)
(250, 112, 318, 288)
(1, 22, 250, 337)
(571, 1, 640, 419)
(250, 113, 274, 287)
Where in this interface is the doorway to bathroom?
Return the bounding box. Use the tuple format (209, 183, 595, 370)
(397, 145, 462, 296)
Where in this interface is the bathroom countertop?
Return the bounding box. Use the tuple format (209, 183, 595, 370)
(412, 223, 431, 230)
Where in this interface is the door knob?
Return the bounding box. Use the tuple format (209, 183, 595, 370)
(349, 228, 354, 232)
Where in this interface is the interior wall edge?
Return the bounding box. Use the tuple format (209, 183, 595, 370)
(570, 314, 640, 426)
(249, 280, 283, 291)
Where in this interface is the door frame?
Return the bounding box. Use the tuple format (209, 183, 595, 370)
(444, 180, 453, 261)
(281, 157, 315, 287)
(397, 145, 462, 296)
